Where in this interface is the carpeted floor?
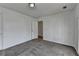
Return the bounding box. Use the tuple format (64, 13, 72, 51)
(0, 39, 78, 56)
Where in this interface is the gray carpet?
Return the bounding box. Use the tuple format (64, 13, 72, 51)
(0, 39, 78, 56)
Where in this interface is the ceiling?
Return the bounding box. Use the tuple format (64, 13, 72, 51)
(0, 3, 77, 18)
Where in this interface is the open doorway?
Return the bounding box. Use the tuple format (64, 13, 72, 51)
(38, 21, 43, 40)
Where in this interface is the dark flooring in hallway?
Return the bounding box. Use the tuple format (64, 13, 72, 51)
(0, 39, 78, 56)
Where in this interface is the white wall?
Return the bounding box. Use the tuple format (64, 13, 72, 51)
(0, 7, 37, 50)
(32, 19, 38, 39)
(75, 4, 79, 54)
(41, 10, 76, 48)
(3, 8, 32, 49)
(0, 7, 3, 50)
(0, 14, 2, 50)
(74, 11, 78, 53)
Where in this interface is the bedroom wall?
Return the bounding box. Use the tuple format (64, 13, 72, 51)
(0, 7, 3, 50)
(40, 10, 77, 50)
(0, 7, 37, 50)
(75, 4, 79, 54)
(3, 7, 32, 49)
(31, 18, 38, 39)
(0, 14, 2, 50)
(74, 9, 78, 53)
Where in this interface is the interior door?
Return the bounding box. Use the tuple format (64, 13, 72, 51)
(38, 21, 43, 40)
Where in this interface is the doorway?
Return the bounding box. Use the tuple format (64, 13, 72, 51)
(38, 21, 43, 40)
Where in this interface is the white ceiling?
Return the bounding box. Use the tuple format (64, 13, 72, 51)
(0, 3, 77, 18)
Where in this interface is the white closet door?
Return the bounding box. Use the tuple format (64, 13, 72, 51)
(3, 9, 28, 49)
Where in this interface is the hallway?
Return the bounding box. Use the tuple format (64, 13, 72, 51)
(0, 39, 78, 56)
